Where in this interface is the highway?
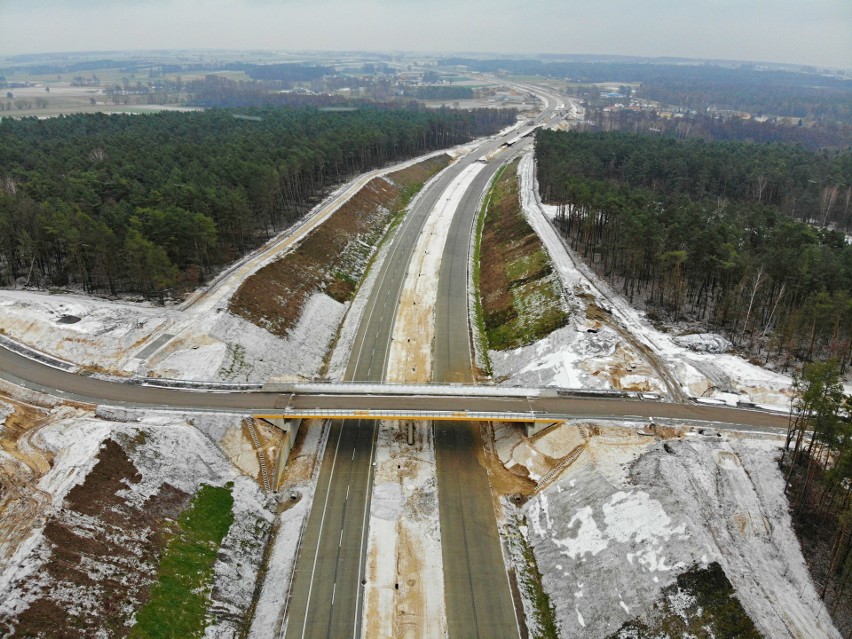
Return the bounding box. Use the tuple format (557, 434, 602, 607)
(426, 84, 572, 639)
(431, 143, 529, 637)
(283, 417, 376, 639)
(281, 115, 547, 638)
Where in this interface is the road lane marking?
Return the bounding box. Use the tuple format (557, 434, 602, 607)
(299, 421, 344, 639)
(350, 175, 440, 379)
(352, 420, 378, 639)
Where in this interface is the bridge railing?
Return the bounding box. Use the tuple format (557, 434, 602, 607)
(262, 379, 658, 401)
(254, 408, 565, 423)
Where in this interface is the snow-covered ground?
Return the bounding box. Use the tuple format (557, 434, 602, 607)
(0, 394, 274, 638)
(506, 151, 797, 411)
(512, 424, 839, 638)
(361, 422, 444, 638)
(0, 287, 344, 383)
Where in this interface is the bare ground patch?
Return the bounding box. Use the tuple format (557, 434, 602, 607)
(3, 437, 191, 638)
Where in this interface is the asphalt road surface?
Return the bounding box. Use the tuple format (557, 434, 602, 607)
(283, 124, 542, 639)
(431, 144, 530, 637)
(284, 418, 377, 639)
(0, 344, 789, 431)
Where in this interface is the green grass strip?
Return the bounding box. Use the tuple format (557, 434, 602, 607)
(131, 483, 235, 639)
(472, 164, 508, 375)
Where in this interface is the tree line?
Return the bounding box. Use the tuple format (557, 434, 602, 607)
(403, 86, 473, 101)
(0, 105, 515, 295)
(783, 361, 852, 631)
(536, 129, 852, 369)
(580, 106, 852, 151)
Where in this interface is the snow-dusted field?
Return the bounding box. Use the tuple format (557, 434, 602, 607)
(513, 425, 839, 638)
(0, 287, 346, 383)
(0, 396, 275, 638)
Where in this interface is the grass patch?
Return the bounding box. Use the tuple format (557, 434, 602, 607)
(397, 181, 423, 211)
(505, 249, 551, 283)
(220, 343, 252, 381)
(607, 562, 762, 639)
(471, 165, 507, 375)
(507, 515, 560, 639)
(130, 483, 235, 639)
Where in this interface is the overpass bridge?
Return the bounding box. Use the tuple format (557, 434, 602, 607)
(255, 381, 787, 493)
(0, 340, 788, 432)
(257, 381, 789, 431)
(256, 408, 562, 424)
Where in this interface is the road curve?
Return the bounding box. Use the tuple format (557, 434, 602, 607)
(430, 142, 531, 637)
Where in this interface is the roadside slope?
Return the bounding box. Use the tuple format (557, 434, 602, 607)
(477, 158, 568, 356)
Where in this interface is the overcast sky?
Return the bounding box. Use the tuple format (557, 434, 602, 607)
(0, 0, 849, 68)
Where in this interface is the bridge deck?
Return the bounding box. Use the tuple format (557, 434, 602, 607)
(255, 410, 563, 423)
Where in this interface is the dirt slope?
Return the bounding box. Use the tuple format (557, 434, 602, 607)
(230, 155, 450, 337)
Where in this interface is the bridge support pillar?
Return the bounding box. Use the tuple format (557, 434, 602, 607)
(525, 421, 563, 438)
(262, 418, 302, 492)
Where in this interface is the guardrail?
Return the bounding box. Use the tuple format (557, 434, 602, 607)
(0, 334, 79, 372)
(131, 377, 262, 391)
(254, 408, 566, 423)
(262, 380, 659, 401)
